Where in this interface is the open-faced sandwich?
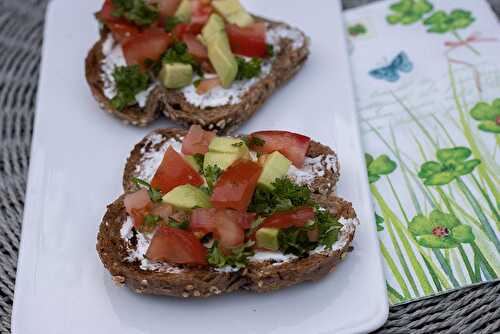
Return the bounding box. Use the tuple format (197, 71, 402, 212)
(97, 126, 358, 297)
(86, 0, 310, 132)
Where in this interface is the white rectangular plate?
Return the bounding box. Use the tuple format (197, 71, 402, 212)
(11, 0, 388, 333)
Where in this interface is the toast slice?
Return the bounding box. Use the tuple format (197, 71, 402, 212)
(85, 18, 310, 132)
(122, 128, 340, 196)
(97, 193, 357, 297)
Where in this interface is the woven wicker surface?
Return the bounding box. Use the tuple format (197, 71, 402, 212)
(0, 0, 498, 333)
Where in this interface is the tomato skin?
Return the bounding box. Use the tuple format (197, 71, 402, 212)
(214, 210, 245, 250)
(149, 203, 175, 221)
(107, 22, 141, 44)
(226, 23, 268, 58)
(182, 33, 208, 59)
(123, 28, 172, 68)
(124, 189, 152, 228)
(181, 125, 216, 155)
(98, 0, 123, 24)
(211, 160, 262, 211)
(151, 146, 204, 194)
(249, 131, 311, 168)
(190, 208, 256, 237)
(146, 226, 208, 265)
(196, 78, 221, 94)
(151, 0, 182, 18)
(191, 0, 213, 26)
(261, 207, 316, 229)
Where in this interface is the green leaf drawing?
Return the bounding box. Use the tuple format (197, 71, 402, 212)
(348, 23, 368, 37)
(375, 213, 385, 231)
(418, 147, 481, 186)
(386, 0, 433, 25)
(366, 153, 397, 184)
(423, 9, 475, 33)
(409, 210, 475, 248)
(470, 99, 500, 134)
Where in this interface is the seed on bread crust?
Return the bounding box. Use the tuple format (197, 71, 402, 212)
(85, 17, 310, 133)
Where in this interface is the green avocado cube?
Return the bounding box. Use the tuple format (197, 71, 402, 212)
(175, 0, 192, 22)
(258, 151, 292, 189)
(203, 152, 240, 172)
(212, 0, 254, 27)
(208, 137, 249, 155)
(202, 14, 226, 45)
(162, 185, 212, 209)
(184, 155, 201, 172)
(256, 228, 280, 251)
(160, 63, 193, 89)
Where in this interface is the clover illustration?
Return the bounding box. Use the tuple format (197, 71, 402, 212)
(409, 210, 475, 248)
(348, 24, 367, 37)
(386, 0, 433, 25)
(418, 147, 481, 186)
(423, 9, 475, 33)
(470, 99, 500, 134)
(375, 213, 385, 232)
(365, 153, 397, 183)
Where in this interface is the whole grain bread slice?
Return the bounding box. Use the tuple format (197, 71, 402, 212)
(96, 193, 357, 298)
(122, 128, 340, 196)
(85, 17, 310, 132)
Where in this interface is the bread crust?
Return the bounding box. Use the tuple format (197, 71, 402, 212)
(96, 193, 357, 298)
(122, 128, 340, 196)
(85, 18, 310, 132)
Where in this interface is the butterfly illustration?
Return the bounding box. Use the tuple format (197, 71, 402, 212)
(369, 52, 413, 82)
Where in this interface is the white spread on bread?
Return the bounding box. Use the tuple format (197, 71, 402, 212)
(100, 35, 155, 108)
(266, 25, 305, 52)
(288, 154, 338, 186)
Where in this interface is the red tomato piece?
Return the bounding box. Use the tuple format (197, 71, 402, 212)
(181, 125, 216, 155)
(226, 22, 268, 58)
(196, 78, 221, 94)
(146, 226, 208, 265)
(124, 189, 151, 215)
(150, 203, 175, 221)
(182, 33, 208, 59)
(123, 28, 172, 68)
(191, 0, 213, 26)
(214, 210, 245, 249)
(151, 146, 204, 194)
(107, 22, 141, 44)
(150, 0, 182, 18)
(249, 131, 311, 168)
(211, 160, 262, 211)
(261, 207, 315, 230)
(190, 208, 217, 236)
(98, 0, 123, 24)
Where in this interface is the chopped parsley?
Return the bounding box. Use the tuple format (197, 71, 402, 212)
(201, 165, 223, 195)
(110, 65, 150, 111)
(132, 177, 163, 202)
(316, 208, 343, 249)
(167, 217, 190, 230)
(193, 154, 205, 169)
(248, 177, 312, 215)
(266, 44, 274, 57)
(139, 214, 161, 232)
(231, 142, 244, 147)
(164, 16, 181, 32)
(111, 0, 159, 26)
(207, 241, 255, 269)
(162, 42, 202, 75)
(235, 57, 262, 80)
(278, 226, 317, 257)
(243, 135, 265, 148)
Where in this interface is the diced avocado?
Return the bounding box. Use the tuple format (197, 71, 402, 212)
(258, 151, 292, 189)
(208, 137, 249, 155)
(212, 0, 254, 27)
(184, 155, 201, 172)
(256, 228, 280, 251)
(162, 185, 212, 209)
(202, 14, 238, 88)
(160, 63, 193, 89)
(203, 152, 240, 172)
(202, 14, 226, 45)
(175, 0, 192, 22)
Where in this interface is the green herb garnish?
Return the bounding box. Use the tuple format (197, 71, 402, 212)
(315, 208, 343, 249)
(278, 226, 317, 257)
(243, 135, 265, 148)
(164, 16, 181, 32)
(231, 142, 244, 147)
(162, 42, 202, 75)
(207, 241, 255, 269)
(235, 57, 262, 80)
(110, 65, 150, 111)
(266, 44, 274, 57)
(111, 0, 159, 26)
(193, 153, 205, 169)
(167, 217, 190, 230)
(132, 177, 163, 202)
(203, 165, 223, 194)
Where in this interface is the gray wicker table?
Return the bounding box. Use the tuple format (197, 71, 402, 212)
(0, 0, 498, 333)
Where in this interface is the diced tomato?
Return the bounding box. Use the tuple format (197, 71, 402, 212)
(196, 78, 221, 94)
(149, 0, 182, 18)
(150, 203, 175, 221)
(249, 131, 311, 168)
(214, 210, 245, 250)
(211, 160, 262, 211)
(307, 228, 320, 242)
(98, 0, 123, 24)
(191, 0, 213, 27)
(260, 207, 315, 230)
(146, 226, 208, 265)
(181, 125, 216, 155)
(124, 189, 151, 215)
(182, 33, 208, 59)
(190, 208, 256, 237)
(123, 28, 172, 68)
(227, 22, 268, 58)
(151, 146, 204, 194)
(107, 22, 141, 44)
